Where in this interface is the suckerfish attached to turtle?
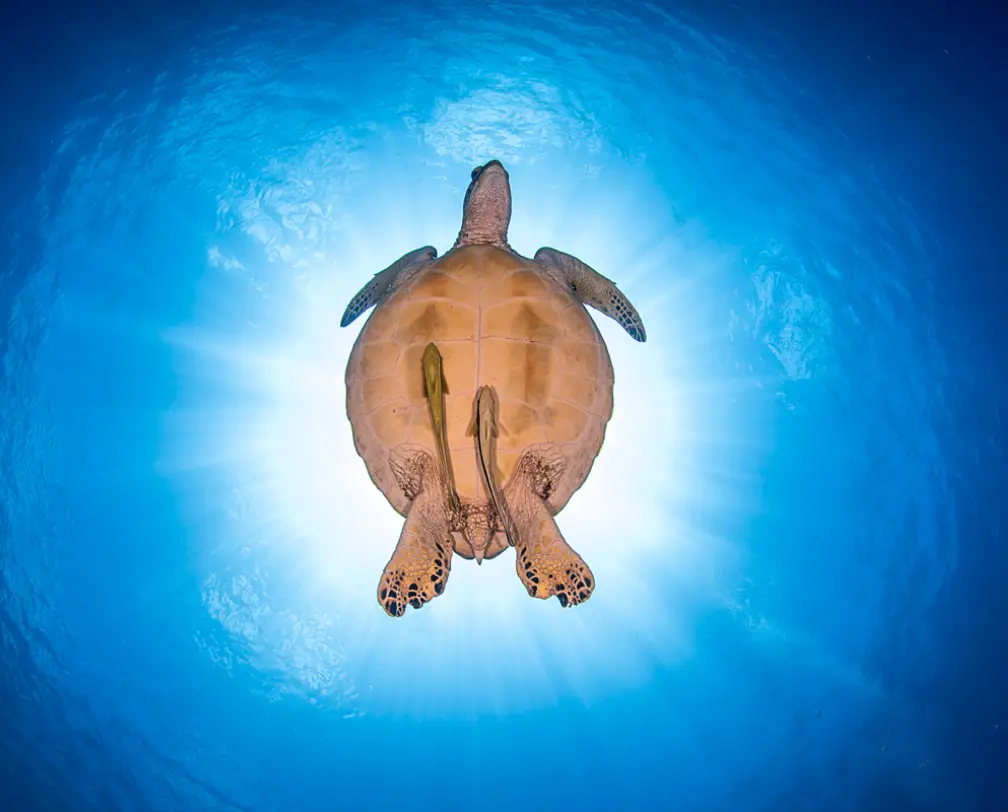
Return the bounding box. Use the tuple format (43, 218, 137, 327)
(468, 384, 518, 554)
(421, 342, 460, 515)
(341, 159, 646, 617)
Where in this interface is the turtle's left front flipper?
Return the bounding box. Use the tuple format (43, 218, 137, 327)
(340, 246, 437, 327)
(534, 247, 646, 342)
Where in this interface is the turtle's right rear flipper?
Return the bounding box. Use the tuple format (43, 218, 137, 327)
(504, 450, 594, 608)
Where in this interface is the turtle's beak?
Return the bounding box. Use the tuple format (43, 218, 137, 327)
(473, 545, 485, 565)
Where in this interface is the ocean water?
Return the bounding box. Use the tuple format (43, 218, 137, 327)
(1, 1, 1004, 810)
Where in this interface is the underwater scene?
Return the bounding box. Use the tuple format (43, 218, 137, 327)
(1, 1, 1004, 810)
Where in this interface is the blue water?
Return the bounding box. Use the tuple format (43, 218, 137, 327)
(1, 1, 1004, 810)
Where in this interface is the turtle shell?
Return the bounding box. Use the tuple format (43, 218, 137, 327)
(344, 244, 614, 518)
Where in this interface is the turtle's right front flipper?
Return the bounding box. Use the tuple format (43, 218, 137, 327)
(533, 246, 646, 342)
(340, 245, 437, 327)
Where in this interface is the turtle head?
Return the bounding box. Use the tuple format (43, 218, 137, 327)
(456, 159, 512, 248)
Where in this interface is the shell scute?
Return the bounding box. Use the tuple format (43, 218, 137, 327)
(482, 299, 564, 343)
(543, 400, 591, 445)
(394, 299, 478, 345)
(368, 399, 411, 448)
(406, 269, 475, 303)
(345, 245, 614, 514)
(482, 267, 553, 302)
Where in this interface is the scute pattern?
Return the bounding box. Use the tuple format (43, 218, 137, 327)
(345, 244, 614, 523)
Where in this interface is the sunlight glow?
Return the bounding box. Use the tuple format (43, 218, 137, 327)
(161, 141, 757, 718)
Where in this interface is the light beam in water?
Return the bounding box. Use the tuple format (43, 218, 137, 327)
(161, 146, 761, 718)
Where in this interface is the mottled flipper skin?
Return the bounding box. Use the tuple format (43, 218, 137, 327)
(378, 448, 454, 617)
(534, 247, 647, 342)
(340, 246, 437, 327)
(505, 450, 595, 607)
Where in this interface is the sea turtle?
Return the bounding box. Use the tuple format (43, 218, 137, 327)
(341, 160, 646, 617)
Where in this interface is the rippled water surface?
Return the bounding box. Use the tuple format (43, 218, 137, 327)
(1, 2, 991, 810)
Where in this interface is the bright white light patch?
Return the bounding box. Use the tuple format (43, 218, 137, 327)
(161, 145, 751, 718)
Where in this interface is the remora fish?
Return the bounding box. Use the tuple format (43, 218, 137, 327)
(421, 342, 461, 513)
(468, 384, 519, 550)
